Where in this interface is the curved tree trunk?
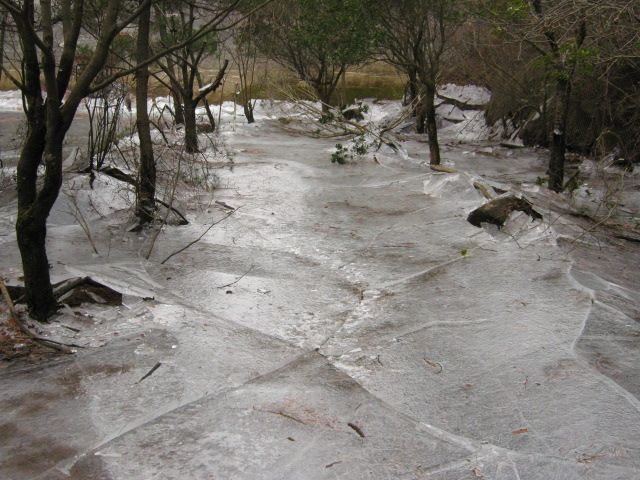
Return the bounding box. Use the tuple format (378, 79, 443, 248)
(424, 83, 441, 165)
(135, 0, 156, 224)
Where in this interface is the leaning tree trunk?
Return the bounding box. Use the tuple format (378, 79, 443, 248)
(135, 0, 156, 224)
(424, 83, 441, 165)
(183, 99, 199, 153)
(548, 76, 571, 192)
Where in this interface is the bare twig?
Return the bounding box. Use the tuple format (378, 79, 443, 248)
(146, 149, 184, 259)
(160, 208, 239, 265)
(65, 191, 99, 254)
(423, 358, 443, 374)
(216, 264, 254, 289)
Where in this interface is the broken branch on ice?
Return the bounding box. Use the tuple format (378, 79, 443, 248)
(137, 362, 162, 383)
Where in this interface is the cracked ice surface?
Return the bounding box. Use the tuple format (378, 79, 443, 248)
(1, 109, 639, 479)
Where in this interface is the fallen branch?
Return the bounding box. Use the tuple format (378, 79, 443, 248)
(161, 208, 239, 265)
(155, 198, 189, 225)
(53, 276, 92, 299)
(436, 93, 487, 111)
(0, 278, 77, 354)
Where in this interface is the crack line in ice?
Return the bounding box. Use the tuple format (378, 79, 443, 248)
(565, 257, 640, 414)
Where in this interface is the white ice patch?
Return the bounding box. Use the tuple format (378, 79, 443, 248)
(438, 84, 492, 106)
(423, 173, 483, 203)
(0, 90, 24, 111)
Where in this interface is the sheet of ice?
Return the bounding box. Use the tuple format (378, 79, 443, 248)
(0, 90, 23, 111)
(1, 88, 639, 480)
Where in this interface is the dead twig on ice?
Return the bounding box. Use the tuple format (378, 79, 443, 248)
(347, 422, 365, 438)
(161, 208, 240, 265)
(423, 358, 443, 374)
(216, 264, 255, 289)
(137, 361, 162, 383)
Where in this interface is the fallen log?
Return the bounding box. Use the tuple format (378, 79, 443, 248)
(467, 195, 542, 228)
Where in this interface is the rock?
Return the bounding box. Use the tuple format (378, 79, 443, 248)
(467, 195, 542, 228)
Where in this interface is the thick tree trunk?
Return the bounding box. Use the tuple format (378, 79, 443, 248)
(16, 205, 57, 321)
(15, 112, 58, 321)
(548, 77, 571, 192)
(424, 83, 441, 166)
(184, 99, 199, 153)
(135, 0, 155, 224)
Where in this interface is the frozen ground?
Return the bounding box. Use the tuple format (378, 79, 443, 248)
(1, 91, 640, 480)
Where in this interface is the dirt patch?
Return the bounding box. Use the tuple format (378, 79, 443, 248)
(0, 422, 77, 476)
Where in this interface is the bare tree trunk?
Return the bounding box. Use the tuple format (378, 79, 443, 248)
(167, 62, 185, 125)
(0, 18, 6, 82)
(16, 111, 58, 321)
(243, 103, 255, 124)
(424, 83, 441, 165)
(404, 67, 418, 113)
(184, 99, 199, 153)
(548, 77, 570, 192)
(319, 92, 331, 114)
(416, 98, 426, 133)
(135, 0, 156, 224)
(172, 90, 185, 125)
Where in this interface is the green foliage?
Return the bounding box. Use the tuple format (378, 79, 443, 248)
(504, 0, 528, 20)
(331, 143, 350, 164)
(330, 134, 372, 164)
(250, 0, 375, 102)
(287, 0, 373, 65)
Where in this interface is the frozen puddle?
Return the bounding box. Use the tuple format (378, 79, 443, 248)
(1, 116, 639, 479)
